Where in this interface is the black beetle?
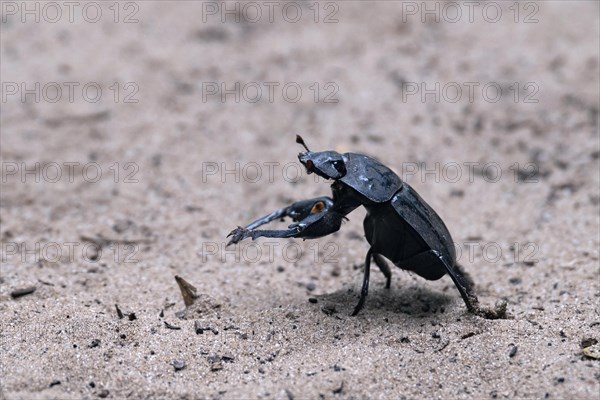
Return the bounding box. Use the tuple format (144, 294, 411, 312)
(227, 136, 506, 319)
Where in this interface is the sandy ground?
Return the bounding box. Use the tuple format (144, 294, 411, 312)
(1, 1, 599, 399)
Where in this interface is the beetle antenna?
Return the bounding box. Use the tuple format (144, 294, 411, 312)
(296, 135, 310, 152)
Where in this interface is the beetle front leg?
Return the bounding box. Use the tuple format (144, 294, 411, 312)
(227, 208, 346, 246)
(227, 225, 301, 245)
(243, 197, 334, 231)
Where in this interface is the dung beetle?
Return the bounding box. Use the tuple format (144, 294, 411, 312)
(227, 136, 507, 319)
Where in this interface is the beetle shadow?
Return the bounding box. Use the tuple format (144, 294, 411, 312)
(316, 282, 456, 318)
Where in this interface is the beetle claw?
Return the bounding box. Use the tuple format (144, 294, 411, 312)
(226, 226, 243, 238)
(226, 226, 250, 246)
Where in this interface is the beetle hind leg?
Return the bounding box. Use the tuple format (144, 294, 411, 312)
(434, 253, 507, 320)
(439, 258, 480, 314)
(373, 253, 392, 289)
(397, 250, 506, 319)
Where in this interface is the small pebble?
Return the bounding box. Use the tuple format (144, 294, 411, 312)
(581, 337, 598, 348)
(208, 356, 223, 371)
(321, 305, 337, 315)
(172, 360, 186, 371)
(583, 344, 600, 359)
(10, 286, 36, 298)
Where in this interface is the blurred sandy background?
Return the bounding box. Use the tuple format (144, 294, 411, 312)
(1, 1, 599, 399)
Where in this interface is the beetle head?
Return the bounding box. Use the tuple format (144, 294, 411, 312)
(296, 135, 347, 180)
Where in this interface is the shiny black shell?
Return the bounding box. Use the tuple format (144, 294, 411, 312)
(339, 153, 403, 203)
(390, 183, 456, 263)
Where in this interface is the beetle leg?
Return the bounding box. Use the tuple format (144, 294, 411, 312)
(351, 248, 373, 316)
(430, 251, 507, 319)
(243, 197, 334, 230)
(432, 253, 480, 314)
(242, 208, 288, 231)
(399, 250, 480, 311)
(373, 253, 392, 289)
(227, 208, 347, 246)
(227, 225, 301, 245)
(397, 250, 479, 312)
